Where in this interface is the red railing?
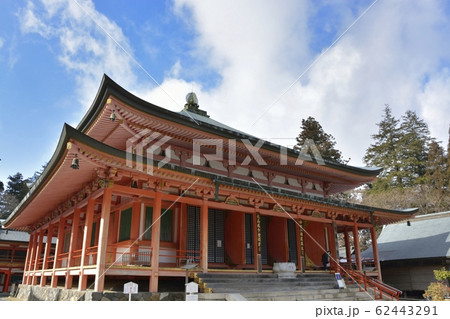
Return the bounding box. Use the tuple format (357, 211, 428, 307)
(24, 245, 202, 270)
(108, 250, 152, 266)
(104, 247, 201, 267)
(160, 248, 201, 267)
(343, 268, 402, 301)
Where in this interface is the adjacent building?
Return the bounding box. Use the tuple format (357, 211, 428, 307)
(0, 222, 29, 292)
(362, 211, 450, 297)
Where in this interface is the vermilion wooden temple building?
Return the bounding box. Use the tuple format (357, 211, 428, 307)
(4, 75, 415, 293)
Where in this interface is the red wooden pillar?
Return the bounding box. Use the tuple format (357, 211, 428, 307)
(32, 228, 44, 285)
(344, 230, 352, 267)
(370, 226, 382, 281)
(200, 200, 208, 272)
(130, 199, 141, 240)
(353, 224, 362, 271)
(79, 198, 95, 291)
(23, 231, 35, 285)
(94, 188, 113, 292)
(295, 218, 302, 272)
(40, 223, 54, 286)
(51, 217, 66, 288)
(66, 208, 81, 289)
(253, 212, 260, 272)
(179, 203, 187, 263)
(28, 231, 39, 285)
(326, 225, 335, 272)
(2, 270, 11, 293)
(149, 191, 162, 292)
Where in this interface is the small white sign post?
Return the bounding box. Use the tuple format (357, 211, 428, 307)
(185, 281, 199, 301)
(335, 273, 346, 289)
(123, 281, 138, 301)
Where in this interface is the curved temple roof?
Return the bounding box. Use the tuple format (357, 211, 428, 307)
(78, 74, 383, 178)
(5, 74, 417, 231)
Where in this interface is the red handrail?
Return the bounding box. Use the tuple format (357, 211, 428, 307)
(343, 268, 402, 301)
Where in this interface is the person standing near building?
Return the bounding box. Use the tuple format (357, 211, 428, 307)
(322, 251, 330, 270)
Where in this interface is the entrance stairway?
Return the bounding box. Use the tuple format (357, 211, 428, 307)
(194, 272, 374, 301)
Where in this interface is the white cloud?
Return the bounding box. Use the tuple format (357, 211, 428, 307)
(16, 0, 450, 167)
(18, 1, 54, 38)
(168, 0, 450, 165)
(18, 0, 138, 121)
(418, 68, 450, 144)
(0, 37, 4, 49)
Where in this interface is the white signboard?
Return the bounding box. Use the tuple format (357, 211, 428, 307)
(185, 281, 198, 294)
(185, 281, 199, 301)
(334, 273, 346, 289)
(124, 281, 138, 301)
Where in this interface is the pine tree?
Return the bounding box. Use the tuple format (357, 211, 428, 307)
(295, 116, 347, 164)
(0, 173, 30, 219)
(426, 141, 448, 190)
(398, 110, 431, 186)
(5, 172, 30, 202)
(363, 105, 401, 190)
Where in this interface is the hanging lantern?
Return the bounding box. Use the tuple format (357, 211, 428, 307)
(110, 109, 116, 122)
(71, 154, 79, 170)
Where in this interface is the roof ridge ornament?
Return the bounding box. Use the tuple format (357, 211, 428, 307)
(184, 92, 209, 118)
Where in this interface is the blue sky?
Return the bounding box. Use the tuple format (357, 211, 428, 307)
(1, 0, 449, 185)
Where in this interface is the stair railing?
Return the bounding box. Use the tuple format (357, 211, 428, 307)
(343, 268, 402, 301)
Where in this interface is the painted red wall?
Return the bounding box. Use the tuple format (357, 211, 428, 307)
(267, 217, 288, 263)
(304, 221, 327, 266)
(225, 211, 244, 265)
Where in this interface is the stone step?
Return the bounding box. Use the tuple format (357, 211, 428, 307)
(208, 285, 336, 294)
(199, 276, 336, 283)
(199, 278, 337, 285)
(194, 272, 372, 301)
(242, 287, 358, 297)
(197, 272, 334, 279)
(244, 290, 375, 301)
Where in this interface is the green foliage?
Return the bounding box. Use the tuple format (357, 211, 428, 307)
(0, 164, 48, 219)
(5, 172, 30, 201)
(0, 172, 30, 219)
(423, 268, 450, 301)
(397, 110, 431, 186)
(295, 116, 348, 164)
(361, 105, 449, 214)
(364, 106, 433, 190)
(363, 105, 402, 190)
(423, 282, 450, 301)
(434, 267, 450, 282)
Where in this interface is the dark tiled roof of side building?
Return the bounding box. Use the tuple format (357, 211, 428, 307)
(361, 211, 450, 261)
